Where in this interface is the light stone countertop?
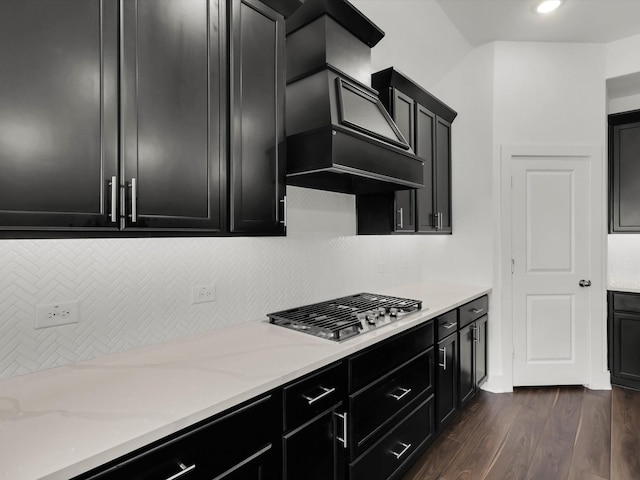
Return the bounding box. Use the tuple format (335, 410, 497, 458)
(0, 282, 491, 480)
(608, 283, 640, 294)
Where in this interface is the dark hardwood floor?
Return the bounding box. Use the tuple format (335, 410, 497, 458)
(402, 386, 640, 480)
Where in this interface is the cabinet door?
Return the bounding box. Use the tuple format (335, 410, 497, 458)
(458, 323, 475, 408)
(121, 0, 224, 232)
(229, 0, 286, 235)
(0, 0, 118, 232)
(392, 89, 416, 233)
(612, 312, 640, 387)
(416, 104, 436, 233)
(610, 121, 640, 232)
(434, 117, 452, 233)
(475, 315, 488, 387)
(283, 407, 346, 480)
(436, 333, 458, 431)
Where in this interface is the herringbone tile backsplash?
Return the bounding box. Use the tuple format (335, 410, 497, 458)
(0, 187, 425, 380)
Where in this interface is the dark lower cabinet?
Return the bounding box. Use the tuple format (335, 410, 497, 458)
(459, 315, 488, 408)
(74, 393, 280, 480)
(0, 0, 118, 231)
(609, 110, 640, 233)
(348, 322, 435, 480)
(436, 331, 458, 431)
(608, 291, 640, 390)
(349, 395, 434, 480)
(283, 406, 346, 480)
(282, 362, 347, 480)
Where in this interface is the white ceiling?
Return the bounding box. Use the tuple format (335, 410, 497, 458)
(435, 0, 640, 46)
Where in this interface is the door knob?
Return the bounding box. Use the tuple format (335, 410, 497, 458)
(579, 280, 591, 287)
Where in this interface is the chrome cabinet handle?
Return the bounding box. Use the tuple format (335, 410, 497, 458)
(389, 442, 412, 460)
(129, 177, 137, 223)
(398, 208, 404, 228)
(389, 387, 412, 401)
(470, 308, 484, 315)
(335, 412, 348, 448)
(109, 175, 117, 223)
(279, 196, 287, 226)
(472, 324, 478, 343)
(439, 347, 447, 370)
(166, 463, 195, 480)
(579, 279, 591, 287)
(301, 386, 336, 405)
(442, 322, 456, 329)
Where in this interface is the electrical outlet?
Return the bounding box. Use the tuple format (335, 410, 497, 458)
(192, 284, 216, 304)
(35, 301, 79, 329)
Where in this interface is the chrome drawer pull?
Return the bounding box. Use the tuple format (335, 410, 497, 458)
(301, 386, 336, 405)
(398, 208, 404, 228)
(389, 387, 412, 401)
(389, 442, 412, 460)
(442, 322, 456, 329)
(165, 462, 195, 480)
(439, 347, 447, 370)
(335, 412, 348, 448)
(470, 307, 484, 315)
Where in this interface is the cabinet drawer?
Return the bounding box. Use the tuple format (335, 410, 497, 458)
(349, 321, 433, 392)
(284, 362, 344, 431)
(81, 394, 278, 480)
(350, 349, 433, 456)
(458, 296, 488, 328)
(436, 310, 458, 340)
(612, 292, 640, 313)
(349, 394, 434, 480)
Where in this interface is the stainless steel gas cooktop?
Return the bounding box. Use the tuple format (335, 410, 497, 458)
(267, 293, 424, 342)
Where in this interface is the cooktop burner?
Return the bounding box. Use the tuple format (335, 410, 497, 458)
(267, 293, 423, 341)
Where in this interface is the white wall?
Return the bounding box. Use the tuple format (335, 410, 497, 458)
(352, 0, 472, 90)
(606, 33, 640, 79)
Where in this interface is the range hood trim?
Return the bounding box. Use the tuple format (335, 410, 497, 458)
(335, 77, 411, 151)
(286, 164, 425, 189)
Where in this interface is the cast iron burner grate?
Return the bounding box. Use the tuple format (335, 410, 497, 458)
(267, 293, 422, 341)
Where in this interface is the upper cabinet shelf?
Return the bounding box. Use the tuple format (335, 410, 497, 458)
(0, 0, 287, 237)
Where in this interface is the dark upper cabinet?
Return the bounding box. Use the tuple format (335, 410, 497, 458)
(0, 0, 118, 232)
(609, 110, 640, 233)
(229, 0, 286, 235)
(416, 104, 436, 232)
(392, 90, 416, 233)
(0, 0, 288, 237)
(121, 0, 225, 232)
(356, 68, 456, 235)
(434, 117, 452, 233)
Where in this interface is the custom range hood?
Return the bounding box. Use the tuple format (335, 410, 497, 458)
(285, 0, 424, 194)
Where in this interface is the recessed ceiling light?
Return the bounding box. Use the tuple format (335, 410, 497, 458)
(536, 0, 562, 14)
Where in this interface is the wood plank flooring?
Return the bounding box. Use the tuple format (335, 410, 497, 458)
(402, 386, 640, 480)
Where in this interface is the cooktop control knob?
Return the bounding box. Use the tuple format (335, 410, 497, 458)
(389, 307, 398, 317)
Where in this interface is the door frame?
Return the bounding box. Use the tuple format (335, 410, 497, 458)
(499, 145, 609, 391)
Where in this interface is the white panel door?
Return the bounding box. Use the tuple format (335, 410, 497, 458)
(512, 156, 590, 386)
